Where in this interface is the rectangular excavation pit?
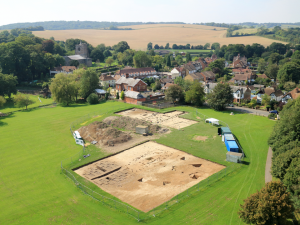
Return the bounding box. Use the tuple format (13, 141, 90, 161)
(116, 108, 198, 129)
(74, 141, 225, 212)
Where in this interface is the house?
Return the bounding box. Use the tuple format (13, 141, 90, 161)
(99, 74, 116, 87)
(200, 71, 216, 82)
(184, 72, 204, 82)
(211, 54, 218, 61)
(95, 89, 106, 97)
(264, 87, 284, 101)
(183, 63, 197, 76)
(64, 42, 92, 67)
(205, 57, 213, 65)
(189, 61, 202, 71)
(124, 91, 146, 105)
(161, 83, 175, 91)
(198, 58, 208, 70)
(160, 78, 174, 87)
(230, 86, 251, 103)
(231, 73, 256, 84)
(257, 74, 270, 80)
(232, 68, 253, 74)
(233, 54, 247, 67)
(282, 87, 300, 103)
(49, 66, 77, 76)
(115, 76, 148, 92)
(116, 67, 156, 78)
(154, 50, 171, 55)
(170, 67, 182, 79)
(203, 83, 218, 94)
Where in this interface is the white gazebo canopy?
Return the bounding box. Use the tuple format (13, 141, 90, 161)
(205, 118, 219, 125)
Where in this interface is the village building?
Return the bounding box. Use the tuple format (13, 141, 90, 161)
(64, 42, 92, 67)
(231, 72, 256, 85)
(200, 71, 216, 82)
(115, 76, 147, 92)
(264, 87, 284, 101)
(170, 67, 182, 79)
(161, 83, 175, 91)
(49, 66, 77, 76)
(203, 83, 218, 94)
(232, 54, 247, 68)
(99, 74, 116, 87)
(230, 86, 251, 103)
(184, 72, 204, 82)
(123, 91, 146, 105)
(282, 87, 300, 103)
(197, 58, 208, 70)
(116, 67, 156, 78)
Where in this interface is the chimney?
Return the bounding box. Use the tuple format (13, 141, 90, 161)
(125, 73, 129, 78)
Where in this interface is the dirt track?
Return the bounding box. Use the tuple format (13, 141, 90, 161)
(117, 108, 197, 129)
(75, 141, 225, 212)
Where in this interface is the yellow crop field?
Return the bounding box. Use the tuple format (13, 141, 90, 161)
(33, 24, 287, 50)
(234, 28, 258, 34)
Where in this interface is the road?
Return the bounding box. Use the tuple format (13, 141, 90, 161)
(226, 106, 270, 117)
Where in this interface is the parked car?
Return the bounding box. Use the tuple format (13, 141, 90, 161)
(269, 110, 278, 114)
(227, 104, 234, 107)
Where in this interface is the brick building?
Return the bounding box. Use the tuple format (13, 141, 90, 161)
(115, 76, 147, 92)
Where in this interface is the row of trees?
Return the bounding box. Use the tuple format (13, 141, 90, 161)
(147, 42, 212, 50)
(49, 68, 99, 105)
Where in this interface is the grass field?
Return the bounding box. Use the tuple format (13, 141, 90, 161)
(0, 94, 54, 114)
(234, 28, 258, 35)
(0, 101, 275, 224)
(33, 24, 287, 50)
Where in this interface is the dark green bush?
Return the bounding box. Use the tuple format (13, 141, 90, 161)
(87, 93, 99, 104)
(268, 113, 276, 119)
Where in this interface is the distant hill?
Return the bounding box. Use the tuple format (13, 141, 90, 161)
(0, 21, 185, 30)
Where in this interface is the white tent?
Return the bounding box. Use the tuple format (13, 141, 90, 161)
(205, 118, 219, 125)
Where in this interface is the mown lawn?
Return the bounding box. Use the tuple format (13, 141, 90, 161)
(0, 94, 54, 114)
(0, 102, 274, 224)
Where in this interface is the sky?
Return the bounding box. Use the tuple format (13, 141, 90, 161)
(1, 0, 300, 26)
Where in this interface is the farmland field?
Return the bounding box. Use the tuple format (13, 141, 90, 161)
(0, 100, 275, 224)
(33, 24, 287, 50)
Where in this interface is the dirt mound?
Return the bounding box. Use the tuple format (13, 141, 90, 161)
(78, 121, 131, 146)
(104, 116, 164, 134)
(193, 136, 208, 141)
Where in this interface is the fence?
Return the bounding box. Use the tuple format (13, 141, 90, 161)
(61, 104, 243, 222)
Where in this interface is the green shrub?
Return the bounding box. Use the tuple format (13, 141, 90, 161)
(116, 92, 119, 99)
(268, 113, 276, 119)
(87, 93, 99, 104)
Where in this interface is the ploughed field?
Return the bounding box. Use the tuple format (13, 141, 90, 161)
(33, 24, 287, 50)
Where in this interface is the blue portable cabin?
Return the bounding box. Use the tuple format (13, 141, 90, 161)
(225, 139, 239, 152)
(224, 134, 235, 142)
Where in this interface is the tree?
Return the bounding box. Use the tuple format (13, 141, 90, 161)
(204, 43, 210, 49)
(283, 81, 296, 91)
(133, 51, 152, 68)
(165, 84, 184, 105)
(238, 181, 294, 225)
(116, 91, 119, 99)
(261, 94, 271, 107)
(90, 48, 104, 62)
(166, 55, 171, 67)
(103, 49, 112, 58)
(211, 42, 220, 50)
(120, 91, 124, 100)
(185, 82, 205, 106)
(86, 93, 99, 104)
(0, 96, 6, 107)
(186, 53, 191, 62)
(105, 57, 114, 66)
(175, 55, 183, 65)
(277, 62, 300, 83)
(149, 49, 155, 56)
(49, 73, 77, 106)
(114, 41, 130, 53)
(265, 64, 279, 80)
(165, 43, 170, 49)
(75, 69, 99, 99)
(185, 44, 190, 49)
(0, 73, 18, 98)
(172, 44, 178, 49)
(257, 58, 267, 73)
(147, 42, 153, 50)
(268, 52, 283, 64)
(70, 60, 79, 67)
(291, 50, 300, 60)
(154, 44, 159, 49)
(42, 40, 54, 53)
(208, 58, 225, 77)
(14, 94, 35, 110)
(206, 83, 233, 111)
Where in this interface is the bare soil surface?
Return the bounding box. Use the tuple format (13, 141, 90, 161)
(117, 108, 197, 129)
(193, 136, 209, 141)
(75, 141, 225, 212)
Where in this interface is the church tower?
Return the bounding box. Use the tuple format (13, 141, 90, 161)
(75, 41, 89, 58)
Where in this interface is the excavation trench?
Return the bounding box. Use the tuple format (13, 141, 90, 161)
(91, 167, 121, 180)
